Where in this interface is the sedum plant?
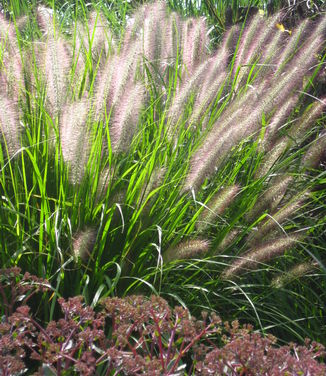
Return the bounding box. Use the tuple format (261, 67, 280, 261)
(0, 1, 326, 342)
(1, 268, 326, 376)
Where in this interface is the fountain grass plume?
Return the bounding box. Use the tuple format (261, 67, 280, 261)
(167, 59, 210, 129)
(142, 2, 166, 67)
(161, 11, 182, 70)
(182, 17, 208, 75)
(220, 24, 240, 56)
(110, 83, 145, 152)
(184, 90, 256, 190)
(72, 227, 97, 262)
(302, 131, 326, 169)
(288, 100, 325, 143)
(0, 13, 19, 54)
(185, 87, 268, 190)
(271, 261, 319, 288)
(0, 51, 24, 101)
(177, 24, 233, 127)
(198, 26, 235, 85)
(247, 175, 293, 222)
(36, 6, 54, 34)
(95, 166, 115, 202)
(92, 57, 115, 122)
(240, 14, 281, 66)
(60, 100, 90, 184)
(189, 48, 229, 128)
(188, 70, 227, 128)
(0, 95, 20, 159)
(275, 19, 315, 72)
(110, 42, 141, 109)
(86, 11, 115, 57)
(276, 18, 325, 75)
(248, 194, 308, 245)
(197, 185, 239, 232)
(258, 63, 312, 116)
(122, 2, 166, 57)
(234, 13, 264, 72)
(0, 15, 24, 101)
(253, 31, 285, 78)
(116, 2, 182, 84)
(257, 99, 325, 176)
(121, 10, 145, 55)
(255, 138, 289, 179)
(163, 239, 210, 263)
(43, 34, 72, 117)
(234, 14, 282, 88)
(261, 96, 298, 151)
(222, 235, 301, 279)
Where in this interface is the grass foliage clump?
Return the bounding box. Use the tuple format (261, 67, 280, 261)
(0, 1, 326, 344)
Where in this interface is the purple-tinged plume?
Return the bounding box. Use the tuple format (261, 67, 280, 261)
(197, 185, 239, 232)
(247, 175, 293, 222)
(110, 83, 145, 152)
(164, 239, 210, 263)
(248, 194, 308, 245)
(0, 96, 20, 159)
(60, 100, 90, 184)
(302, 131, 326, 169)
(222, 235, 300, 279)
(43, 35, 72, 117)
(181, 17, 208, 75)
(271, 260, 318, 288)
(92, 57, 115, 122)
(72, 228, 97, 262)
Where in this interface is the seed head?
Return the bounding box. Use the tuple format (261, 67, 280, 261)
(223, 235, 300, 279)
(164, 239, 210, 263)
(73, 228, 97, 262)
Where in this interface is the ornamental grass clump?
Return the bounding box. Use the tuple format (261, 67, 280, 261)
(0, 1, 326, 344)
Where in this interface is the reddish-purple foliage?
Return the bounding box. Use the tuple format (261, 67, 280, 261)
(0, 268, 325, 375)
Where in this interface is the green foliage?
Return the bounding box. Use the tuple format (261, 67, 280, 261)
(0, 1, 325, 346)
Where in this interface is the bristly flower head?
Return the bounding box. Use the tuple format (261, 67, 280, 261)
(197, 185, 239, 232)
(183, 12, 326, 191)
(110, 83, 145, 152)
(246, 175, 293, 221)
(302, 130, 326, 169)
(0, 96, 20, 159)
(164, 239, 210, 263)
(271, 261, 319, 288)
(72, 228, 97, 261)
(60, 100, 90, 184)
(182, 17, 209, 75)
(222, 235, 301, 279)
(43, 35, 72, 117)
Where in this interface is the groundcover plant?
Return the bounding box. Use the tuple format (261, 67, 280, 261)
(1, 267, 326, 375)
(0, 1, 326, 345)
